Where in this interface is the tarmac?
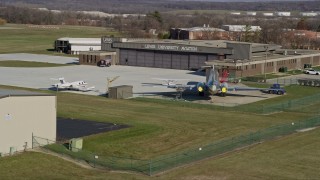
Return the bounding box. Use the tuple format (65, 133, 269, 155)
(0, 53, 204, 97)
(0, 53, 78, 64)
(0, 53, 297, 105)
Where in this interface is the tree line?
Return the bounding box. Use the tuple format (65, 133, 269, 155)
(1, 4, 320, 49)
(1, 0, 320, 14)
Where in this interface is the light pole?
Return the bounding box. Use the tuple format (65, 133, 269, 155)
(264, 46, 268, 83)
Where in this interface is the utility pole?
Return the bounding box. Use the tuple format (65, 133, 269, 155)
(264, 46, 268, 83)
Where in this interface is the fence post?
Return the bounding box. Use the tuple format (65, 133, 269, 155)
(32, 132, 34, 149)
(93, 154, 96, 168)
(175, 154, 177, 167)
(149, 160, 152, 176)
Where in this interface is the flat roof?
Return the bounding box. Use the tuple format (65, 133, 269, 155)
(0, 89, 54, 99)
(118, 39, 270, 48)
(57, 37, 101, 44)
(79, 51, 116, 55)
(173, 27, 225, 32)
(111, 39, 280, 56)
(206, 49, 320, 66)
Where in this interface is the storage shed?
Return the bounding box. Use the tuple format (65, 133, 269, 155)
(108, 85, 133, 99)
(79, 51, 117, 66)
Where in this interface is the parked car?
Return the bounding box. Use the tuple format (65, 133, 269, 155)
(303, 69, 320, 75)
(97, 59, 111, 67)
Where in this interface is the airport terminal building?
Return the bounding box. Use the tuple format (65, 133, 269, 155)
(96, 37, 320, 78)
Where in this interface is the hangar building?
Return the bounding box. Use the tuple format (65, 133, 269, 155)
(101, 38, 280, 70)
(0, 89, 56, 156)
(98, 37, 320, 78)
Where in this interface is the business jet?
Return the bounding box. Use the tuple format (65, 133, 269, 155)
(51, 78, 95, 92)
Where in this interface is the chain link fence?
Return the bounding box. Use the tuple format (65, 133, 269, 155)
(33, 115, 320, 176)
(259, 93, 320, 114)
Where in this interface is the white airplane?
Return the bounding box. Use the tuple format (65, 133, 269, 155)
(143, 78, 194, 91)
(151, 78, 192, 89)
(51, 78, 95, 92)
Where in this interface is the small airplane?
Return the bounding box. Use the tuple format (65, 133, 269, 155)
(195, 65, 285, 97)
(196, 65, 232, 96)
(151, 78, 192, 89)
(145, 65, 285, 98)
(51, 78, 95, 92)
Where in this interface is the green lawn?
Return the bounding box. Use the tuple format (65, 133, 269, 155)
(161, 127, 320, 180)
(0, 24, 119, 54)
(0, 84, 318, 178)
(1, 128, 319, 179)
(0, 84, 318, 160)
(57, 91, 319, 159)
(0, 60, 71, 67)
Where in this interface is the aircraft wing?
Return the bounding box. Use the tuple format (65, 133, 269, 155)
(152, 78, 190, 81)
(142, 83, 195, 90)
(77, 86, 95, 92)
(228, 86, 265, 92)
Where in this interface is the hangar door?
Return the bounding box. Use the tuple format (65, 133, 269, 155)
(172, 54, 189, 70)
(189, 54, 207, 69)
(135, 51, 155, 67)
(119, 49, 137, 66)
(154, 52, 172, 69)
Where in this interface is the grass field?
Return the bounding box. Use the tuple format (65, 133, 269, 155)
(1, 128, 319, 179)
(1, 84, 319, 160)
(0, 60, 71, 67)
(0, 24, 119, 54)
(0, 22, 319, 178)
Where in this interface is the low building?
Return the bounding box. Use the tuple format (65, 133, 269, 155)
(170, 27, 226, 40)
(206, 49, 320, 78)
(300, 12, 318, 17)
(221, 25, 261, 32)
(246, 12, 257, 16)
(230, 12, 241, 15)
(276, 12, 291, 17)
(79, 51, 117, 66)
(263, 13, 274, 17)
(0, 89, 56, 156)
(55, 37, 101, 55)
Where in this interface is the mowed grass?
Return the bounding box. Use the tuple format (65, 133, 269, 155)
(160, 127, 320, 180)
(1, 128, 319, 179)
(0, 24, 119, 54)
(0, 60, 71, 67)
(55, 85, 319, 159)
(0, 84, 318, 160)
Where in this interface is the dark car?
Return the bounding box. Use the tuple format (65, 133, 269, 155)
(97, 59, 111, 67)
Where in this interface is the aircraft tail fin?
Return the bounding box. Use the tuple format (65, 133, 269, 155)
(58, 78, 66, 84)
(206, 65, 219, 85)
